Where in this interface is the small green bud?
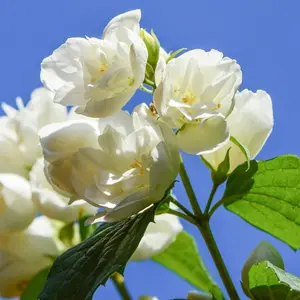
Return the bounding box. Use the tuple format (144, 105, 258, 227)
(211, 148, 231, 185)
(187, 291, 213, 300)
(140, 29, 161, 79)
(241, 241, 284, 296)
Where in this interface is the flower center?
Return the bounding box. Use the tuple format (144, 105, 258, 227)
(181, 90, 196, 105)
(98, 63, 109, 74)
(131, 159, 144, 175)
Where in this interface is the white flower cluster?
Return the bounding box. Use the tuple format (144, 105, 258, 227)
(0, 8, 274, 298)
(0, 88, 182, 297)
(39, 9, 273, 221)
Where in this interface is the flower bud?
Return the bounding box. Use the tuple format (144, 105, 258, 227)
(139, 296, 159, 300)
(241, 241, 284, 296)
(187, 291, 213, 300)
(140, 29, 161, 69)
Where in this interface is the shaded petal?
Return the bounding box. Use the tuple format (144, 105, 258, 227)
(177, 115, 230, 155)
(203, 89, 273, 171)
(39, 120, 98, 162)
(103, 9, 141, 38)
(98, 110, 133, 135)
(41, 38, 88, 94)
(75, 91, 134, 118)
(131, 213, 182, 261)
(0, 174, 36, 233)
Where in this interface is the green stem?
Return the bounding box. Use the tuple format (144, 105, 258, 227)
(179, 156, 240, 299)
(196, 220, 240, 300)
(169, 196, 195, 219)
(204, 183, 219, 214)
(139, 85, 153, 94)
(209, 199, 225, 218)
(179, 157, 203, 217)
(167, 209, 196, 224)
(111, 273, 132, 300)
(143, 78, 156, 88)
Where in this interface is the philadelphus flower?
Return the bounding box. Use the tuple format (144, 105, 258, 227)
(0, 217, 60, 297)
(40, 104, 180, 222)
(131, 205, 182, 260)
(0, 87, 67, 176)
(30, 158, 98, 222)
(154, 49, 242, 154)
(202, 89, 273, 172)
(0, 174, 36, 233)
(139, 296, 159, 300)
(41, 10, 148, 118)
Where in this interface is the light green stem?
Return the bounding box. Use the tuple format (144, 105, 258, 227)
(111, 273, 132, 300)
(196, 220, 240, 300)
(169, 196, 195, 219)
(179, 157, 240, 300)
(179, 156, 203, 217)
(167, 209, 196, 224)
(204, 183, 219, 214)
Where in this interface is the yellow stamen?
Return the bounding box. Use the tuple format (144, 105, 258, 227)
(131, 159, 144, 175)
(150, 103, 158, 116)
(182, 90, 196, 104)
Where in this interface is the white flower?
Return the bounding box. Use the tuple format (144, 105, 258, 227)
(0, 174, 36, 233)
(131, 210, 182, 261)
(0, 87, 67, 176)
(154, 49, 242, 154)
(0, 120, 28, 177)
(0, 216, 60, 297)
(202, 89, 273, 172)
(40, 104, 180, 222)
(139, 296, 159, 300)
(41, 10, 148, 118)
(30, 158, 98, 222)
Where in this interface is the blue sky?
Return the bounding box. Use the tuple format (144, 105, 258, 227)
(1, 1, 300, 299)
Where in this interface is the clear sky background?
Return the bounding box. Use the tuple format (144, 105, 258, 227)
(1, 1, 300, 299)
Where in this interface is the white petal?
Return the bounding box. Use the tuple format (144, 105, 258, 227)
(27, 87, 68, 125)
(155, 56, 166, 87)
(30, 159, 97, 222)
(129, 38, 148, 87)
(102, 9, 141, 38)
(75, 91, 134, 118)
(0, 250, 51, 298)
(0, 174, 36, 233)
(41, 38, 88, 95)
(0, 216, 59, 262)
(98, 110, 133, 135)
(203, 89, 273, 171)
(150, 141, 179, 200)
(39, 120, 99, 162)
(131, 213, 182, 261)
(100, 188, 153, 222)
(177, 115, 230, 155)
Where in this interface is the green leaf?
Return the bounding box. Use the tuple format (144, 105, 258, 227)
(223, 155, 300, 249)
(241, 241, 285, 296)
(152, 232, 223, 300)
(39, 206, 156, 300)
(21, 267, 50, 300)
(78, 216, 97, 241)
(248, 261, 300, 299)
(58, 222, 75, 247)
